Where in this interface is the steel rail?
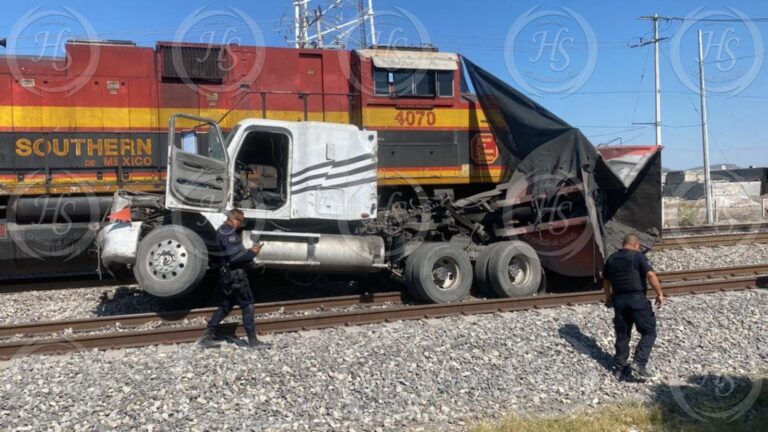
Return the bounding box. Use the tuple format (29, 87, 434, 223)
(0, 291, 404, 339)
(662, 222, 768, 236)
(5, 265, 768, 340)
(653, 232, 768, 250)
(656, 264, 768, 282)
(0, 276, 761, 360)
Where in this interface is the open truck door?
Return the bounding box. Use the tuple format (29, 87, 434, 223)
(165, 114, 230, 212)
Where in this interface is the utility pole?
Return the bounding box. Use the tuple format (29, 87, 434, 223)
(652, 14, 662, 147)
(293, 0, 309, 48)
(314, 8, 324, 48)
(367, 0, 377, 46)
(633, 15, 670, 147)
(698, 30, 714, 224)
(289, 0, 376, 49)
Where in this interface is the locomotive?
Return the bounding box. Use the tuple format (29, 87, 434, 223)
(0, 40, 661, 284)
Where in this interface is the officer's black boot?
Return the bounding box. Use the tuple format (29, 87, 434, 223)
(247, 332, 271, 350)
(197, 328, 220, 349)
(631, 362, 657, 381)
(611, 364, 631, 381)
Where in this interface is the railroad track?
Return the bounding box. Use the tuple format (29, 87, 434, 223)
(1, 267, 765, 360)
(662, 222, 768, 237)
(657, 264, 768, 282)
(653, 231, 768, 251)
(0, 291, 403, 340)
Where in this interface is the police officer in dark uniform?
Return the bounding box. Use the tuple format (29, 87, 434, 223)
(602, 233, 664, 381)
(198, 209, 270, 349)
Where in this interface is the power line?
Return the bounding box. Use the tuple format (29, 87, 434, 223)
(579, 123, 699, 129)
(586, 126, 650, 138)
(2, 19, 283, 43)
(642, 15, 768, 23)
(631, 46, 652, 126)
(703, 52, 768, 64)
(672, 17, 768, 23)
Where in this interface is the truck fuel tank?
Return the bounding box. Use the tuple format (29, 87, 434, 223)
(246, 231, 386, 273)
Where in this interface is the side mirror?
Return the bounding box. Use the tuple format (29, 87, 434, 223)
(180, 130, 198, 154)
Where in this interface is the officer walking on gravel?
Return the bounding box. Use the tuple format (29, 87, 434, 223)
(602, 233, 664, 381)
(198, 209, 270, 350)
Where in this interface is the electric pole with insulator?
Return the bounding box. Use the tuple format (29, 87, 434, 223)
(631, 14, 672, 147)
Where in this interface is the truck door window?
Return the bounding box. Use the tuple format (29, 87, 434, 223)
(174, 126, 226, 161)
(233, 130, 290, 211)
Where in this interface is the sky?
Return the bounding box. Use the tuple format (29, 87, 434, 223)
(1, 0, 767, 170)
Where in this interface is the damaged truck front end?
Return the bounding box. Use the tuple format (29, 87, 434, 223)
(457, 59, 662, 280)
(97, 60, 662, 302)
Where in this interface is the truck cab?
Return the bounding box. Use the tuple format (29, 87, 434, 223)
(100, 115, 385, 298)
(166, 115, 379, 222)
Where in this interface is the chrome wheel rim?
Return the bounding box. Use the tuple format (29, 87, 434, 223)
(432, 257, 461, 291)
(508, 256, 532, 287)
(146, 239, 188, 282)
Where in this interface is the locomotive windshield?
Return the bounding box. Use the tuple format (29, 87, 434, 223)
(373, 68, 454, 98)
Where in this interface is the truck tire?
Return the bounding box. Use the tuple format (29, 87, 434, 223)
(404, 246, 428, 301)
(487, 240, 542, 298)
(406, 243, 472, 304)
(473, 243, 504, 297)
(134, 225, 209, 298)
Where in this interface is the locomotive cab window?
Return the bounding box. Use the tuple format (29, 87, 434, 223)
(373, 68, 454, 98)
(233, 130, 290, 211)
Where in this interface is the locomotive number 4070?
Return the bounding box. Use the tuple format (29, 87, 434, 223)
(394, 110, 437, 127)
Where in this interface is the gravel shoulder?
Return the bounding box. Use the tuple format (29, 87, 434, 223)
(1, 289, 765, 431)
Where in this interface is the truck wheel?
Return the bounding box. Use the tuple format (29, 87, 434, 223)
(473, 243, 504, 297)
(487, 241, 541, 298)
(403, 246, 427, 301)
(134, 225, 208, 298)
(407, 243, 472, 303)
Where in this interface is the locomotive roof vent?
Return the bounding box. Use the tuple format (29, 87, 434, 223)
(159, 44, 225, 83)
(68, 39, 137, 47)
(369, 45, 438, 52)
(357, 48, 458, 71)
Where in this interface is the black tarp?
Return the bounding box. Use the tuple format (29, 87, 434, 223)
(463, 59, 661, 261)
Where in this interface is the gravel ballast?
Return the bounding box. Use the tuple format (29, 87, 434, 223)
(1, 289, 765, 431)
(0, 285, 162, 325)
(647, 243, 768, 272)
(3, 242, 768, 325)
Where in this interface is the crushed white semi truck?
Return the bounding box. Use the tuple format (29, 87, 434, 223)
(98, 107, 661, 303)
(97, 60, 662, 304)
